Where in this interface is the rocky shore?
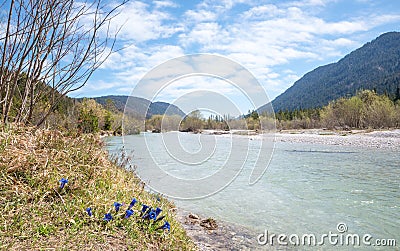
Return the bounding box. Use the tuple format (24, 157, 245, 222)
(274, 129, 400, 150)
(202, 129, 400, 150)
(175, 209, 263, 251)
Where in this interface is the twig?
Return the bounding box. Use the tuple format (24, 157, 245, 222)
(53, 188, 65, 205)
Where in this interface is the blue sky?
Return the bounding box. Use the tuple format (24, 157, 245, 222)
(71, 0, 400, 113)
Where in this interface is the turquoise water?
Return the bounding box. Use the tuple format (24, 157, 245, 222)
(105, 132, 399, 247)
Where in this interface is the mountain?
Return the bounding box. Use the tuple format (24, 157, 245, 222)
(259, 32, 400, 113)
(148, 101, 186, 118)
(91, 95, 185, 119)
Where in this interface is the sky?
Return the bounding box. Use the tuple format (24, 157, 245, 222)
(70, 0, 400, 115)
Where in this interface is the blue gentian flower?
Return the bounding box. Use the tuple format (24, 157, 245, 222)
(59, 178, 68, 189)
(149, 210, 157, 220)
(125, 209, 134, 218)
(128, 198, 137, 209)
(161, 221, 170, 231)
(85, 207, 92, 217)
(155, 207, 162, 217)
(103, 213, 112, 221)
(141, 204, 149, 213)
(114, 202, 122, 212)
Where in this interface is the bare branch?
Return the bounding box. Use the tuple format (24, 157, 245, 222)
(0, 0, 128, 125)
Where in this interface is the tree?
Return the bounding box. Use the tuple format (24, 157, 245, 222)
(362, 92, 395, 128)
(321, 90, 398, 129)
(321, 97, 363, 129)
(78, 108, 99, 133)
(395, 86, 400, 102)
(0, 0, 127, 126)
(103, 111, 113, 131)
(145, 115, 163, 131)
(145, 114, 182, 132)
(77, 98, 109, 132)
(180, 110, 203, 132)
(250, 110, 259, 120)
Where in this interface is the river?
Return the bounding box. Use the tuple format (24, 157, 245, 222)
(105, 132, 399, 248)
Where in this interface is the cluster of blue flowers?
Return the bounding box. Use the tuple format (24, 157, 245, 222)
(59, 178, 68, 189)
(58, 178, 170, 232)
(103, 198, 170, 231)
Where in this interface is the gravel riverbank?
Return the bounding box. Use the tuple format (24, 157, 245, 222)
(274, 129, 400, 150)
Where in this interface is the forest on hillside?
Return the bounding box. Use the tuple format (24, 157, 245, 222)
(147, 90, 400, 132)
(269, 32, 400, 112)
(274, 90, 400, 130)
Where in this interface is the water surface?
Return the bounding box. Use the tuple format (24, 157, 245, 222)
(105, 132, 399, 247)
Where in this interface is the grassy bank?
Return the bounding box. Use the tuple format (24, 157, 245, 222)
(0, 124, 195, 250)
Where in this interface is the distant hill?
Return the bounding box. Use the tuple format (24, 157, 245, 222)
(91, 95, 185, 119)
(148, 101, 186, 118)
(259, 32, 400, 113)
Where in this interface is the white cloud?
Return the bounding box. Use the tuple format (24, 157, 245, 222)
(241, 5, 283, 20)
(197, 0, 251, 12)
(369, 14, 400, 26)
(160, 76, 236, 98)
(115, 44, 185, 81)
(354, 0, 372, 3)
(174, 2, 400, 100)
(288, 0, 331, 7)
(109, 1, 182, 42)
(180, 3, 400, 68)
(153, 0, 178, 9)
(179, 22, 225, 48)
(325, 38, 358, 47)
(184, 9, 218, 23)
(156, 75, 263, 115)
(74, 0, 400, 104)
(77, 43, 186, 97)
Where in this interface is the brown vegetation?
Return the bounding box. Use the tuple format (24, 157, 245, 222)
(0, 123, 195, 250)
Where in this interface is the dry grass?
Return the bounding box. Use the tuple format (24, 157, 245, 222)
(0, 123, 196, 250)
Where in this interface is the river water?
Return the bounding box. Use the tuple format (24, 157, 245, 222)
(105, 132, 399, 248)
